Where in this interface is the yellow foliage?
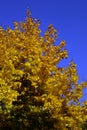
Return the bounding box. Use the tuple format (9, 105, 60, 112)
(0, 11, 87, 129)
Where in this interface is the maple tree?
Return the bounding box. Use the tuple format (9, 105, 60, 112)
(0, 11, 87, 129)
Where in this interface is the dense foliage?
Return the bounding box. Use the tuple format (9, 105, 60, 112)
(0, 11, 87, 130)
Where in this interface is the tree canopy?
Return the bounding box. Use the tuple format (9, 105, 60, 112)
(0, 11, 87, 130)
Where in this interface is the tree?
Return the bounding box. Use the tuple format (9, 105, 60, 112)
(0, 11, 87, 130)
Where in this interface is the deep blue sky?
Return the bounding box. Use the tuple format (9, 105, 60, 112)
(0, 0, 87, 99)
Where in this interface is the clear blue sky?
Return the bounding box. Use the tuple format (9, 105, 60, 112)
(0, 0, 87, 100)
